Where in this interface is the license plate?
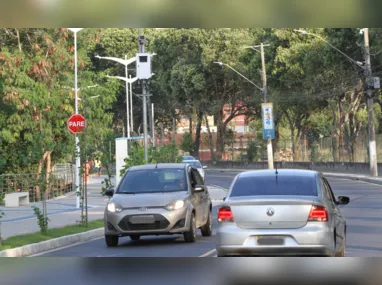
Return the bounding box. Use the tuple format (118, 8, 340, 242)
(256, 236, 284, 245)
(129, 215, 155, 224)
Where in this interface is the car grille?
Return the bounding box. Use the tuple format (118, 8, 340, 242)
(118, 214, 170, 231)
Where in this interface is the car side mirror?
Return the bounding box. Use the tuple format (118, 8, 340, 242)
(337, 196, 350, 205)
(202, 166, 208, 169)
(223, 197, 226, 201)
(105, 189, 114, 197)
(194, 185, 205, 192)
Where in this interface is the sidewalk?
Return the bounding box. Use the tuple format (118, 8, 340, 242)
(0, 175, 227, 239)
(0, 175, 109, 239)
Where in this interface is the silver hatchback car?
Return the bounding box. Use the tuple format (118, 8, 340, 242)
(216, 169, 350, 257)
(104, 163, 212, 247)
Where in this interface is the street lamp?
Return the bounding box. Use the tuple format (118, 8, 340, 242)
(294, 29, 365, 69)
(294, 28, 378, 177)
(213, 62, 263, 91)
(213, 61, 275, 169)
(95, 55, 137, 138)
(68, 28, 83, 209)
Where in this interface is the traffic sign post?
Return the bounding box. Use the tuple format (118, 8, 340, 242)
(67, 114, 86, 134)
(262, 103, 275, 140)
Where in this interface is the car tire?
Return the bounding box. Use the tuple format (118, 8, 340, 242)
(105, 235, 119, 247)
(129, 235, 141, 241)
(338, 233, 346, 257)
(200, 209, 212, 237)
(184, 213, 196, 243)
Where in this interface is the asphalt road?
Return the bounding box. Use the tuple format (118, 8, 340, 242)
(34, 169, 382, 257)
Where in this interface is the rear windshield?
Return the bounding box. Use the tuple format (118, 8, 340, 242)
(230, 175, 317, 197)
(117, 169, 187, 194)
(182, 161, 202, 168)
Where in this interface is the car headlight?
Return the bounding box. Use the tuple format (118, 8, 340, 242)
(107, 202, 123, 213)
(165, 200, 185, 211)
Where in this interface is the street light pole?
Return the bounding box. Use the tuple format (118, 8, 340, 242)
(129, 74, 134, 134)
(138, 28, 149, 161)
(260, 43, 274, 169)
(364, 28, 378, 176)
(68, 28, 83, 209)
(213, 60, 274, 169)
(125, 55, 130, 138)
(294, 29, 378, 176)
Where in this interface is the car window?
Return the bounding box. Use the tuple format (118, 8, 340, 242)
(323, 178, 337, 203)
(230, 175, 317, 197)
(192, 168, 204, 185)
(117, 169, 187, 193)
(321, 178, 333, 202)
(183, 161, 202, 168)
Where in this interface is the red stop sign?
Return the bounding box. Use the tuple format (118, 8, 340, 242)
(67, 114, 86, 134)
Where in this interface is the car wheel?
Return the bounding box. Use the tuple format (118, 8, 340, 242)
(338, 233, 346, 257)
(200, 209, 212, 237)
(184, 213, 196, 243)
(105, 235, 119, 247)
(129, 235, 141, 241)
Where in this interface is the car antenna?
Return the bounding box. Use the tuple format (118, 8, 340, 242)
(275, 164, 278, 175)
(155, 162, 158, 169)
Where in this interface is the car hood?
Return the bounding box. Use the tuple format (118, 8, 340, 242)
(111, 191, 189, 208)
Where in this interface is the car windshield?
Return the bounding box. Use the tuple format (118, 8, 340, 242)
(183, 161, 202, 168)
(182, 156, 195, 160)
(117, 169, 187, 194)
(230, 175, 317, 197)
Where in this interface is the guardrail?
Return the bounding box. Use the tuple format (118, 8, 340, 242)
(203, 161, 382, 177)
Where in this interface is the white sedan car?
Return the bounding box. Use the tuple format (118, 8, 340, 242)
(182, 160, 207, 179)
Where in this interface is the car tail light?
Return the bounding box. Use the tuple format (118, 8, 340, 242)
(308, 205, 328, 221)
(218, 206, 234, 222)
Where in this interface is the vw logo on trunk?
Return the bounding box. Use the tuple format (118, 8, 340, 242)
(266, 207, 275, 216)
(138, 207, 148, 211)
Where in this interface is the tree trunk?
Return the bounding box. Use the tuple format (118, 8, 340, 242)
(193, 111, 203, 158)
(205, 114, 217, 162)
(15, 29, 22, 53)
(35, 151, 49, 202)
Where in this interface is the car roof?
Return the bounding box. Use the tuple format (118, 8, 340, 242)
(128, 163, 187, 171)
(238, 169, 319, 179)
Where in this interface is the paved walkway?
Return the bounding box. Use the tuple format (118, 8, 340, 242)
(0, 175, 227, 239)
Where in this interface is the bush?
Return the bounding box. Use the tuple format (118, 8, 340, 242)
(180, 132, 194, 154)
(120, 143, 182, 177)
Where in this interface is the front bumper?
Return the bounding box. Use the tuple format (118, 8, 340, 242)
(216, 222, 335, 257)
(105, 205, 192, 236)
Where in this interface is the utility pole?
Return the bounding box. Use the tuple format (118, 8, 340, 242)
(260, 43, 274, 169)
(138, 28, 149, 161)
(125, 55, 130, 138)
(151, 103, 155, 147)
(129, 74, 134, 135)
(364, 28, 378, 177)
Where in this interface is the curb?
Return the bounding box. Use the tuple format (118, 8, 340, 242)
(0, 228, 104, 257)
(207, 168, 382, 186)
(323, 173, 382, 186)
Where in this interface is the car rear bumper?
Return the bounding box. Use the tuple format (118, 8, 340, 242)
(216, 245, 334, 256)
(216, 222, 335, 256)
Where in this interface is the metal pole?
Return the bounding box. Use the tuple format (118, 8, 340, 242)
(139, 28, 148, 161)
(261, 43, 274, 169)
(152, 103, 155, 148)
(125, 55, 130, 138)
(129, 74, 134, 134)
(74, 31, 81, 209)
(364, 28, 378, 176)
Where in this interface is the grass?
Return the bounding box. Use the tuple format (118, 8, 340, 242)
(0, 219, 104, 251)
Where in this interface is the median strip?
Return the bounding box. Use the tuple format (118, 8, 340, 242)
(0, 219, 104, 257)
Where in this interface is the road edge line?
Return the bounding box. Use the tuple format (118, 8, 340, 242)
(0, 228, 104, 257)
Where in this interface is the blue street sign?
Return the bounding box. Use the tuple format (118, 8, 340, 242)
(262, 103, 275, 140)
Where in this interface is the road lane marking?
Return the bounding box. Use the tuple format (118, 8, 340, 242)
(199, 249, 216, 257)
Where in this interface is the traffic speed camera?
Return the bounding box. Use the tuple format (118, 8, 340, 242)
(136, 53, 152, 80)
